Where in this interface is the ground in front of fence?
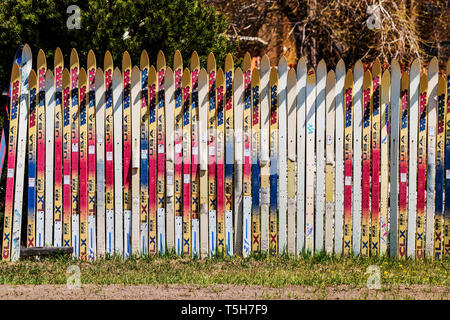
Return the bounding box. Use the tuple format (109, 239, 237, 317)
(0, 254, 448, 300)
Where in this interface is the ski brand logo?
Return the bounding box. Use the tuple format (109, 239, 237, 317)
(10, 81, 20, 120)
(63, 87, 71, 126)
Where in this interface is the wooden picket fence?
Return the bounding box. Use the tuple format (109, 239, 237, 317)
(1, 45, 450, 261)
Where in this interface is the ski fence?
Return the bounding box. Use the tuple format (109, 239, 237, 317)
(1, 44, 449, 261)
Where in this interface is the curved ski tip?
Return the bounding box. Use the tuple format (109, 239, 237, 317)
(410, 58, 420, 71)
(140, 50, 149, 68)
(225, 53, 234, 70)
(63, 68, 70, 84)
(287, 67, 296, 81)
(87, 49, 96, 68)
(199, 67, 207, 82)
(317, 59, 326, 70)
(78, 67, 87, 85)
(190, 51, 200, 70)
(174, 50, 183, 69)
(104, 50, 113, 67)
(207, 52, 216, 72)
(270, 66, 278, 83)
(327, 69, 335, 82)
(279, 55, 287, 66)
(113, 66, 121, 76)
(372, 58, 381, 74)
(428, 56, 438, 70)
(243, 52, 251, 71)
(251, 67, 259, 82)
(45, 68, 54, 81)
(182, 67, 190, 86)
(149, 65, 156, 78)
(70, 48, 78, 62)
(391, 58, 400, 72)
(336, 59, 345, 75)
(260, 54, 270, 69)
(382, 69, 390, 83)
(21, 44, 32, 72)
(122, 51, 131, 68)
(157, 50, 166, 69)
(29, 69, 37, 86)
(354, 59, 363, 71)
(37, 49, 46, 67)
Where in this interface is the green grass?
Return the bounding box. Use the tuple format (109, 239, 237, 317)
(0, 252, 448, 287)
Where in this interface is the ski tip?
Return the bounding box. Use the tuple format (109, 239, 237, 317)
(260, 54, 270, 71)
(140, 50, 149, 69)
(354, 59, 363, 72)
(327, 69, 336, 82)
(372, 58, 381, 77)
(190, 51, 199, 71)
(270, 66, 278, 85)
(317, 59, 326, 72)
(251, 67, 260, 85)
(149, 65, 157, 81)
(104, 50, 113, 69)
(87, 49, 96, 67)
(243, 53, 251, 72)
(410, 58, 420, 72)
(37, 49, 47, 70)
(63, 68, 70, 85)
(363, 70, 372, 89)
(428, 56, 438, 73)
(216, 67, 224, 86)
(234, 67, 243, 79)
(438, 74, 446, 95)
(70, 48, 79, 67)
(174, 50, 183, 71)
(279, 55, 287, 68)
(95, 67, 104, 83)
(113, 66, 121, 79)
(419, 73, 427, 93)
(336, 59, 345, 76)
(79, 67, 87, 86)
(199, 67, 207, 84)
(447, 57, 450, 75)
(207, 53, 216, 73)
(11, 62, 20, 84)
(225, 53, 234, 71)
(29, 68, 37, 87)
(391, 58, 400, 74)
(21, 44, 32, 73)
(45, 68, 54, 82)
(122, 51, 131, 70)
(382, 69, 390, 86)
(54, 47, 63, 66)
(401, 70, 409, 90)
(157, 50, 166, 70)
(182, 67, 190, 87)
(287, 67, 296, 84)
(345, 69, 353, 87)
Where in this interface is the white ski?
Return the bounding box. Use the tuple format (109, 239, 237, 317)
(113, 67, 123, 256)
(95, 68, 105, 257)
(277, 56, 288, 254)
(45, 69, 55, 246)
(296, 57, 307, 254)
(315, 60, 326, 253)
(234, 67, 244, 255)
(287, 67, 297, 255)
(352, 60, 364, 255)
(11, 44, 32, 261)
(334, 59, 346, 255)
(325, 69, 336, 254)
(407, 59, 420, 258)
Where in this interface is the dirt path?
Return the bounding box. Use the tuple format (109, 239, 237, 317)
(0, 284, 448, 300)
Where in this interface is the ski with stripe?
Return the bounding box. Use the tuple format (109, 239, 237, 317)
(296, 57, 307, 254)
(36, 49, 46, 247)
(399, 71, 410, 259)
(11, 44, 32, 261)
(2, 62, 21, 261)
(149, 66, 158, 255)
(79, 68, 88, 260)
(370, 59, 381, 256)
(95, 67, 105, 256)
(334, 60, 346, 255)
(87, 50, 97, 259)
(278, 56, 287, 253)
(207, 53, 217, 257)
(325, 69, 335, 254)
(122, 52, 131, 257)
(389, 59, 401, 258)
(104, 51, 114, 256)
(27, 69, 37, 248)
(190, 52, 200, 257)
(113, 67, 123, 256)
(269, 66, 279, 255)
(139, 51, 149, 256)
(445, 58, 450, 260)
(198, 67, 208, 258)
(174, 51, 183, 255)
(260, 55, 270, 254)
(416, 74, 428, 259)
(70, 49, 80, 258)
(380, 69, 390, 256)
(45, 68, 54, 246)
(434, 75, 446, 260)
(343, 70, 354, 256)
(62, 68, 72, 250)
(182, 68, 192, 256)
(54, 48, 64, 247)
(233, 67, 244, 256)
(157, 51, 167, 255)
(305, 68, 315, 254)
(407, 59, 420, 258)
(251, 67, 261, 253)
(427, 57, 438, 257)
(352, 60, 363, 256)
(165, 66, 175, 252)
(242, 53, 252, 257)
(361, 70, 372, 257)
(131, 65, 141, 255)
(216, 68, 225, 255)
(224, 54, 234, 257)
(287, 67, 297, 255)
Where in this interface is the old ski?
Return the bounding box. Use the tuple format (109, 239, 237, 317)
(79, 68, 88, 260)
(27, 69, 37, 248)
(216, 68, 225, 255)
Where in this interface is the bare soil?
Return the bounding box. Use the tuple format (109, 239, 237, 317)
(0, 284, 448, 300)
